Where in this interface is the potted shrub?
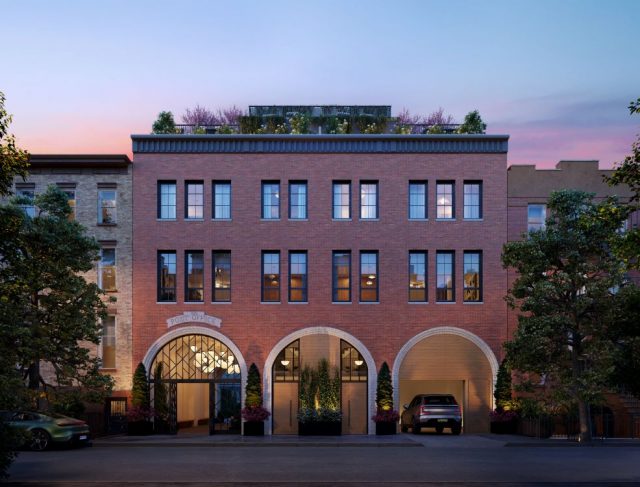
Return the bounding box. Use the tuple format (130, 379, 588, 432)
(127, 362, 153, 435)
(241, 363, 270, 436)
(518, 398, 553, 438)
(372, 362, 399, 435)
(297, 359, 342, 435)
(489, 408, 519, 434)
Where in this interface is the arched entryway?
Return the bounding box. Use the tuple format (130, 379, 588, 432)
(264, 327, 376, 435)
(393, 327, 498, 434)
(142, 326, 247, 435)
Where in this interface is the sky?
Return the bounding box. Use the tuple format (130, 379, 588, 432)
(3, 0, 639, 168)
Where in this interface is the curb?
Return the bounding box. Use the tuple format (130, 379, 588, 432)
(93, 440, 422, 448)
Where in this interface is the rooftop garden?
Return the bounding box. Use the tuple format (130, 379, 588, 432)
(150, 105, 487, 135)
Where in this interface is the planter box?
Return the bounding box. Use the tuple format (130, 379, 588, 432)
(298, 421, 342, 436)
(127, 421, 153, 436)
(375, 421, 397, 435)
(490, 420, 518, 434)
(243, 421, 265, 436)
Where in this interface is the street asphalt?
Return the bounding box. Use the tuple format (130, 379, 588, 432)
(5, 433, 640, 486)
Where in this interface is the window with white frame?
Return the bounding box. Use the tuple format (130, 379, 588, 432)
(527, 204, 546, 232)
(99, 248, 117, 291)
(98, 189, 117, 224)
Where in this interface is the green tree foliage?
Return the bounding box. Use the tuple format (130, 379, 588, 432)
(0, 91, 29, 196)
(151, 111, 177, 134)
(605, 97, 640, 268)
(376, 362, 394, 411)
(457, 110, 487, 134)
(131, 362, 150, 409)
(153, 363, 168, 420)
(502, 189, 635, 442)
(245, 363, 263, 407)
(494, 359, 513, 410)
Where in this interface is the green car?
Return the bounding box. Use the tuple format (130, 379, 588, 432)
(1, 411, 90, 451)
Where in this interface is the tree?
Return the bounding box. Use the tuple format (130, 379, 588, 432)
(131, 362, 150, 409)
(0, 91, 29, 196)
(182, 104, 217, 126)
(605, 97, 640, 268)
(375, 362, 393, 411)
(151, 111, 177, 134)
(153, 363, 168, 422)
(494, 359, 513, 410)
(457, 110, 486, 134)
(502, 189, 632, 442)
(245, 363, 262, 407)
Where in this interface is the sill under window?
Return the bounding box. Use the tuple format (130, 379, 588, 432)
(185, 218, 204, 222)
(332, 218, 352, 222)
(261, 301, 281, 304)
(260, 218, 281, 222)
(408, 301, 429, 304)
(156, 301, 177, 304)
(157, 218, 177, 222)
(288, 218, 309, 222)
(288, 301, 308, 304)
(359, 301, 379, 304)
(435, 218, 456, 222)
(211, 301, 232, 304)
(184, 301, 204, 304)
(359, 218, 380, 222)
(408, 218, 429, 222)
(212, 218, 232, 222)
(463, 218, 484, 222)
(463, 301, 484, 305)
(97, 222, 117, 226)
(332, 301, 352, 305)
(436, 301, 456, 304)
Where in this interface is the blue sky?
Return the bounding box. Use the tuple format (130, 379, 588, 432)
(3, 0, 639, 166)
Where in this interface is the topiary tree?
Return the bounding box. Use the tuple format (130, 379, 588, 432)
(494, 359, 512, 410)
(153, 363, 168, 421)
(245, 363, 262, 407)
(457, 110, 486, 134)
(131, 362, 150, 409)
(152, 111, 177, 134)
(376, 362, 393, 411)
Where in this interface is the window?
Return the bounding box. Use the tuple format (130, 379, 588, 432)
(57, 185, 76, 220)
(158, 251, 177, 302)
(185, 181, 204, 219)
(333, 181, 351, 219)
(332, 251, 351, 302)
(528, 204, 546, 232)
(289, 181, 307, 219)
(360, 181, 378, 219)
(185, 251, 204, 301)
(409, 181, 427, 219)
(212, 251, 231, 302)
(409, 251, 427, 302)
(341, 340, 367, 382)
(436, 181, 454, 219)
(289, 251, 307, 302)
(360, 251, 378, 302)
(213, 181, 231, 219)
(262, 181, 280, 219)
(16, 187, 35, 217)
(436, 251, 455, 302)
(463, 251, 482, 302)
(98, 189, 117, 224)
(262, 251, 280, 302)
(463, 181, 482, 219)
(100, 316, 116, 369)
(99, 248, 116, 292)
(274, 340, 299, 382)
(158, 181, 176, 219)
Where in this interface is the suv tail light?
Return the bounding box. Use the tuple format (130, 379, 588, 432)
(420, 406, 431, 415)
(455, 406, 462, 415)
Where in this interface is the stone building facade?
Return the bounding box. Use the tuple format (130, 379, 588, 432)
(14, 155, 133, 395)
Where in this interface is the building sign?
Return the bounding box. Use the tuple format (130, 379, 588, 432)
(166, 312, 221, 328)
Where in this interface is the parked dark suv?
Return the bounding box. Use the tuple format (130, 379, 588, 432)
(400, 394, 462, 435)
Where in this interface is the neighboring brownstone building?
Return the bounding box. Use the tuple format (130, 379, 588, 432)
(131, 131, 510, 434)
(13, 155, 133, 397)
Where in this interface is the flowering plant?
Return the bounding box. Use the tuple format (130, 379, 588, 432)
(127, 405, 155, 422)
(371, 408, 400, 423)
(241, 405, 271, 422)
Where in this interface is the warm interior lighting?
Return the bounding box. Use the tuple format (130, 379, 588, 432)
(368, 275, 376, 280)
(366, 280, 373, 286)
(280, 359, 290, 366)
(354, 360, 364, 366)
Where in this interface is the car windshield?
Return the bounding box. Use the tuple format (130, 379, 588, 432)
(422, 395, 456, 405)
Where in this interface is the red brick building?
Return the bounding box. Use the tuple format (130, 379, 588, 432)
(131, 130, 509, 434)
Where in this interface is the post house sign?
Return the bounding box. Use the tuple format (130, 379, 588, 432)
(166, 312, 221, 328)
